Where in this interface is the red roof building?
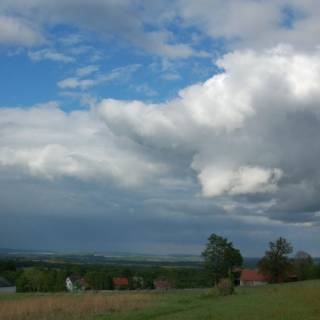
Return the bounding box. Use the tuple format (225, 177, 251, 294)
(153, 279, 171, 290)
(240, 269, 269, 286)
(113, 277, 129, 288)
(78, 278, 90, 290)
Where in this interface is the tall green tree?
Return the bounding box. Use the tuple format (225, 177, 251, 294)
(294, 251, 316, 280)
(258, 237, 293, 283)
(16, 268, 45, 292)
(202, 233, 243, 285)
(85, 271, 113, 290)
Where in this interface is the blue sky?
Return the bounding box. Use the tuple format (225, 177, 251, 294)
(0, 14, 222, 109)
(1, 0, 320, 256)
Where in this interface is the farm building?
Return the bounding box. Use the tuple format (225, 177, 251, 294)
(113, 277, 129, 289)
(240, 269, 269, 286)
(131, 276, 144, 289)
(65, 276, 90, 292)
(154, 279, 171, 290)
(0, 276, 16, 293)
(286, 273, 298, 282)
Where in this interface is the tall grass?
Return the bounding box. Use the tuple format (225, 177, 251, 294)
(0, 292, 152, 320)
(101, 281, 320, 320)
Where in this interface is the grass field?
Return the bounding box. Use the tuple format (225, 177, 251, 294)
(1, 280, 319, 320)
(0, 292, 152, 320)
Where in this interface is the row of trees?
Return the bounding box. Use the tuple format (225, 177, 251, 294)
(0, 261, 210, 292)
(202, 234, 320, 286)
(258, 237, 319, 282)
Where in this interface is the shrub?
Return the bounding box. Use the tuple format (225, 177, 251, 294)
(217, 278, 234, 295)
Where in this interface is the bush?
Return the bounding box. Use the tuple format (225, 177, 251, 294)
(217, 278, 234, 295)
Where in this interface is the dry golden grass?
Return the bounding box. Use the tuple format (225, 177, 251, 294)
(0, 292, 152, 320)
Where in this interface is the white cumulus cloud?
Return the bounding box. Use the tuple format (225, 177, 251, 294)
(196, 166, 283, 197)
(28, 49, 74, 63)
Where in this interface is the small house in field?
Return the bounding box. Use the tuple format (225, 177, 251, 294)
(132, 276, 144, 289)
(66, 276, 90, 292)
(240, 269, 269, 286)
(286, 273, 298, 282)
(0, 277, 16, 293)
(113, 277, 129, 289)
(153, 279, 171, 290)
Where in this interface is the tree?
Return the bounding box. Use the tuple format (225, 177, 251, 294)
(85, 271, 113, 290)
(294, 251, 315, 280)
(258, 237, 293, 283)
(16, 268, 45, 292)
(316, 263, 320, 279)
(202, 233, 243, 285)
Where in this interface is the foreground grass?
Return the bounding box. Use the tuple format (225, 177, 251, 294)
(101, 280, 320, 320)
(0, 292, 152, 320)
(1, 280, 319, 320)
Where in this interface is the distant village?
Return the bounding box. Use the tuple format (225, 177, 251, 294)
(63, 268, 292, 293)
(0, 267, 300, 294)
(65, 276, 172, 292)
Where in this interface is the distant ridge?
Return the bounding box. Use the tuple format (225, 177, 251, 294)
(1, 248, 319, 267)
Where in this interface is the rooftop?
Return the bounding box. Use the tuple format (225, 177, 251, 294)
(240, 269, 269, 282)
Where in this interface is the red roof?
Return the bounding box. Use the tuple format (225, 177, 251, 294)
(113, 277, 129, 286)
(78, 278, 89, 288)
(240, 269, 269, 282)
(154, 279, 171, 289)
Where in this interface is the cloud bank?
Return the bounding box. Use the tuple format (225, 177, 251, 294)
(2, 1, 320, 56)
(2, 46, 320, 227)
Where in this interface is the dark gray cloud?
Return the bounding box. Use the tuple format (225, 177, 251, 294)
(2, 182, 319, 256)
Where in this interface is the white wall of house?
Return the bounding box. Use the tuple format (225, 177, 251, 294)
(65, 277, 74, 292)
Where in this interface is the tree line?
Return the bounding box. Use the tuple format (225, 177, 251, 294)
(202, 234, 320, 286)
(0, 260, 209, 292)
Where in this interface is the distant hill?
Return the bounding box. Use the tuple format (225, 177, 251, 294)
(0, 248, 318, 268)
(0, 248, 203, 267)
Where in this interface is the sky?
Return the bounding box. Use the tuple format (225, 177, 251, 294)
(1, 0, 320, 257)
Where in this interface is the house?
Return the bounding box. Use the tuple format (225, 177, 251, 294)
(78, 278, 90, 290)
(65, 276, 90, 292)
(153, 279, 171, 290)
(240, 269, 269, 286)
(113, 277, 129, 289)
(132, 276, 144, 289)
(232, 268, 242, 286)
(66, 277, 74, 291)
(286, 273, 298, 282)
(0, 276, 16, 293)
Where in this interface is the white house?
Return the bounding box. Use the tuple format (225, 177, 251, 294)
(65, 277, 74, 292)
(65, 276, 89, 292)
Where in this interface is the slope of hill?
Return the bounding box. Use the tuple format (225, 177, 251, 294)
(106, 280, 320, 320)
